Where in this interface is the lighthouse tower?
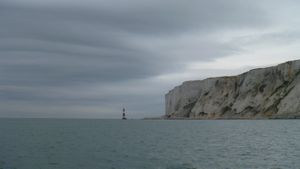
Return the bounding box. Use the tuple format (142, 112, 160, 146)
(122, 108, 127, 120)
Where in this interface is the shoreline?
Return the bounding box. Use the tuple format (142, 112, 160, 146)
(143, 115, 300, 120)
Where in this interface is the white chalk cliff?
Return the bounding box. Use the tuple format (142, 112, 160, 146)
(165, 60, 300, 119)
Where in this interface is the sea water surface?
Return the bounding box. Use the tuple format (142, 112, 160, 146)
(1, 119, 300, 169)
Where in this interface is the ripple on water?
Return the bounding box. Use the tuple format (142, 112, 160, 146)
(165, 163, 197, 169)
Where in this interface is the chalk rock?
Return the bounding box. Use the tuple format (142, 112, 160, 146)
(165, 60, 300, 119)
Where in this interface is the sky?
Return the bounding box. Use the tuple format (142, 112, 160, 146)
(1, 0, 300, 118)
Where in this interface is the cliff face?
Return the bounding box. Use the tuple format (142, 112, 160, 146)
(165, 60, 300, 119)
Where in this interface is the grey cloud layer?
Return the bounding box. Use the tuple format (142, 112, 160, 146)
(0, 0, 284, 118)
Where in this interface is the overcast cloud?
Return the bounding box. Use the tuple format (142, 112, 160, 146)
(1, 0, 300, 118)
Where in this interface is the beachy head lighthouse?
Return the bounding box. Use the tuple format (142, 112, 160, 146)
(122, 108, 127, 120)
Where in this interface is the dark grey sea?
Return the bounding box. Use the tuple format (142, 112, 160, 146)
(0, 119, 300, 169)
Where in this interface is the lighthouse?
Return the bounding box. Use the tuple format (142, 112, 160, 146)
(122, 108, 127, 120)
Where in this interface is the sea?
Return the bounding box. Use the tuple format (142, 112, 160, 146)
(1, 119, 300, 169)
